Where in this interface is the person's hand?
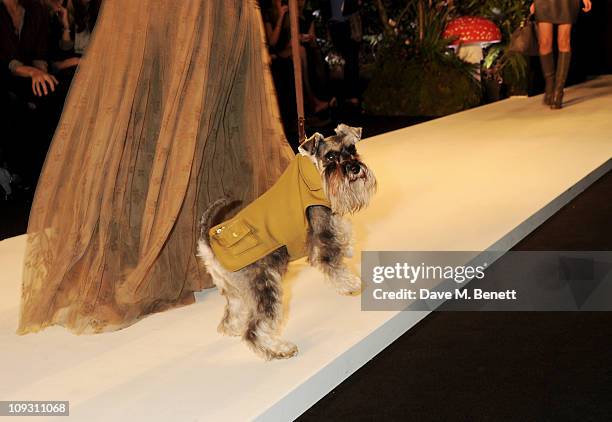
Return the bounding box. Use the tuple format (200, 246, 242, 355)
(529, 2, 535, 15)
(582, 0, 592, 12)
(279, 5, 289, 17)
(29, 68, 59, 97)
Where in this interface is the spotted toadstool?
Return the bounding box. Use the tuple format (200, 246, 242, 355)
(443, 16, 502, 66)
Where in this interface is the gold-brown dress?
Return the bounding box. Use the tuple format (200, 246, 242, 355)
(17, 0, 293, 334)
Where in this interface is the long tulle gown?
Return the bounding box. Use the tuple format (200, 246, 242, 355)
(17, 0, 293, 334)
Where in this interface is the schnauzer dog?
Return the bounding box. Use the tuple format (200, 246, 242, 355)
(197, 124, 376, 360)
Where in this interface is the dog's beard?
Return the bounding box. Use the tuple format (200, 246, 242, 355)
(323, 163, 377, 215)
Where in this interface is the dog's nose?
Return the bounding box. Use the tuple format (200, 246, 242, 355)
(346, 162, 361, 175)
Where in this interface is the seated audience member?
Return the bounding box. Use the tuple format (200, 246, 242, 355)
(1, 0, 59, 184)
(321, 0, 361, 107)
(42, 0, 100, 73)
(43, 0, 80, 74)
(72, 0, 100, 54)
(264, 0, 334, 116)
(1, 0, 57, 101)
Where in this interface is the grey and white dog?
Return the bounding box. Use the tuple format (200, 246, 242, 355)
(197, 124, 377, 360)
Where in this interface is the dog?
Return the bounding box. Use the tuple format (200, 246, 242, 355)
(197, 124, 376, 360)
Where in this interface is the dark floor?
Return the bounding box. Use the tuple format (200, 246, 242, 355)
(298, 170, 612, 422)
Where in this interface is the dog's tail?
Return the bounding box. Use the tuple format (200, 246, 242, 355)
(199, 197, 231, 246)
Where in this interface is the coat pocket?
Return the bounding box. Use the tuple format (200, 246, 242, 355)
(211, 219, 260, 255)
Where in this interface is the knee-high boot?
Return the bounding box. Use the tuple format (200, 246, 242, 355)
(551, 51, 571, 109)
(539, 53, 555, 105)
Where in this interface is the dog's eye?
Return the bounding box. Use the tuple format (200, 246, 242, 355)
(325, 152, 338, 162)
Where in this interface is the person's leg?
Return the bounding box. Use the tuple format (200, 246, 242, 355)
(307, 45, 328, 96)
(343, 38, 360, 104)
(538, 22, 555, 105)
(552, 24, 572, 109)
(8, 73, 66, 184)
(299, 45, 328, 113)
(329, 22, 346, 96)
(537, 22, 554, 54)
(557, 23, 572, 53)
(329, 21, 357, 103)
(6, 77, 41, 184)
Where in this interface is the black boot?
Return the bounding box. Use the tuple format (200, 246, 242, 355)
(539, 53, 555, 105)
(551, 52, 571, 109)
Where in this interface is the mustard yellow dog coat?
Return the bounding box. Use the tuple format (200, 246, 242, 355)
(209, 154, 332, 272)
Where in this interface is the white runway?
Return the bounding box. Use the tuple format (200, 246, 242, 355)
(1, 76, 611, 421)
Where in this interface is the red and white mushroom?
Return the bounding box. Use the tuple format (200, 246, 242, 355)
(443, 16, 502, 66)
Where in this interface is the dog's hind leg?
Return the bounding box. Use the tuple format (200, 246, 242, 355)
(307, 206, 362, 296)
(197, 239, 249, 336)
(242, 249, 297, 360)
(218, 285, 250, 337)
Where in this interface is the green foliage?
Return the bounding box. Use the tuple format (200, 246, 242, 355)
(453, 0, 531, 41)
(502, 50, 528, 82)
(408, 1, 454, 62)
(363, 56, 482, 116)
(363, 1, 482, 116)
(360, 0, 531, 110)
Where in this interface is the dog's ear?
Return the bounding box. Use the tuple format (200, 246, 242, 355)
(335, 124, 362, 144)
(298, 132, 324, 156)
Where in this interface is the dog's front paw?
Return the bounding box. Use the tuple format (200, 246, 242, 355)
(335, 273, 362, 296)
(263, 340, 299, 360)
